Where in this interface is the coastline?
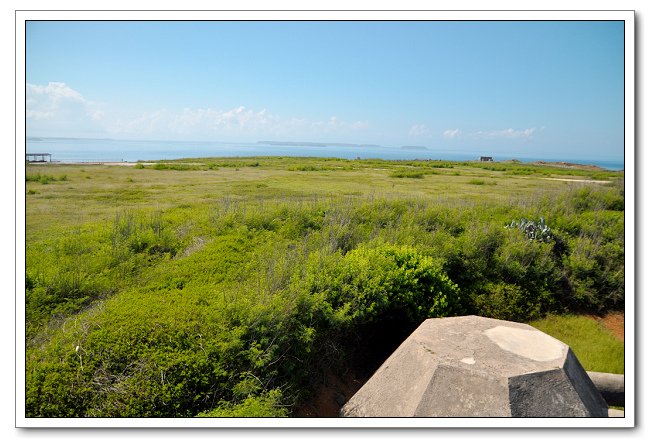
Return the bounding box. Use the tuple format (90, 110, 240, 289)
(30, 157, 624, 173)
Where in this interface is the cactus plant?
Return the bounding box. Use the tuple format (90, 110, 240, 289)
(505, 217, 554, 242)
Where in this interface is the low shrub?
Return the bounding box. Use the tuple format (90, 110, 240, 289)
(26, 173, 68, 184)
(197, 389, 288, 417)
(389, 169, 435, 179)
(151, 163, 203, 171)
(472, 282, 544, 321)
(303, 242, 463, 328)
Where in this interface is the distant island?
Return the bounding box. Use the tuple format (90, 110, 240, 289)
(400, 145, 428, 150)
(258, 141, 382, 148)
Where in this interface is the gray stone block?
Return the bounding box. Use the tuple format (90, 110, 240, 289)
(340, 315, 608, 417)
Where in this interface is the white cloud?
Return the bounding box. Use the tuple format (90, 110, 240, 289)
(409, 124, 431, 137)
(476, 127, 538, 139)
(27, 82, 102, 121)
(165, 106, 280, 135)
(306, 116, 369, 136)
(113, 109, 170, 135)
(26, 82, 105, 136)
(442, 127, 539, 140)
(112, 107, 370, 141)
(351, 120, 370, 130)
(443, 129, 461, 139)
(26, 82, 372, 141)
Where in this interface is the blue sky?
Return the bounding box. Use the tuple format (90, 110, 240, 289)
(26, 20, 624, 161)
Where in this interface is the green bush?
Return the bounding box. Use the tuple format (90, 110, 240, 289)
(304, 243, 462, 327)
(472, 282, 543, 321)
(26, 173, 69, 184)
(288, 164, 325, 171)
(389, 169, 435, 178)
(151, 163, 203, 171)
(197, 389, 288, 417)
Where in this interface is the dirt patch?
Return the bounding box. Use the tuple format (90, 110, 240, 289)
(589, 312, 625, 342)
(293, 371, 367, 417)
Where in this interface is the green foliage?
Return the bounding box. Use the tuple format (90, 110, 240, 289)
(25, 209, 191, 338)
(197, 390, 288, 417)
(389, 168, 437, 178)
(304, 243, 462, 326)
(26, 173, 68, 184)
(110, 210, 182, 256)
(473, 282, 544, 321)
(467, 178, 496, 185)
(288, 164, 325, 171)
(25, 157, 625, 418)
(569, 186, 625, 212)
(390, 170, 424, 179)
(151, 163, 204, 171)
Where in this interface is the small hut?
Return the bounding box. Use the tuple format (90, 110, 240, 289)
(26, 153, 52, 163)
(479, 156, 493, 162)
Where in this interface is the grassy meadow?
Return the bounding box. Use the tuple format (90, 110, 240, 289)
(24, 157, 625, 417)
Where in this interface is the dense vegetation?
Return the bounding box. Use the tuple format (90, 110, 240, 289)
(24, 157, 625, 417)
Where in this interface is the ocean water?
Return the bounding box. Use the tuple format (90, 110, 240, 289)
(25, 138, 625, 171)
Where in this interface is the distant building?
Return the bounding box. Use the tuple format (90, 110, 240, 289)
(26, 153, 51, 163)
(479, 156, 493, 162)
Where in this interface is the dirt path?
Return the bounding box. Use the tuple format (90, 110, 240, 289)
(515, 176, 612, 184)
(540, 177, 612, 184)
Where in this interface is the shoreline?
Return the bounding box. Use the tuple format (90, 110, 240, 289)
(27, 157, 624, 172)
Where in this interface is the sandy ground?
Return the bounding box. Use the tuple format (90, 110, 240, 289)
(50, 161, 146, 166)
(527, 177, 613, 184)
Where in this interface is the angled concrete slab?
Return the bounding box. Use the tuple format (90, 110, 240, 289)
(340, 315, 608, 417)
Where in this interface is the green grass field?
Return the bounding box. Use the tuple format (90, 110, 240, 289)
(530, 314, 624, 374)
(24, 157, 625, 417)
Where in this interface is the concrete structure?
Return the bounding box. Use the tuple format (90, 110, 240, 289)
(587, 371, 625, 407)
(479, 156, 493, 161)
(340, 316, 609, 417)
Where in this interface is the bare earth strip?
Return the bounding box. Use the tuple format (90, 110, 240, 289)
(520, 177, 612, 184)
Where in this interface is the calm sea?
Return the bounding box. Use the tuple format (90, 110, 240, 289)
(26, 138, 625, 171)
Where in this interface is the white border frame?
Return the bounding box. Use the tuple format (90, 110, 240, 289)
(15, 9, 635, 429)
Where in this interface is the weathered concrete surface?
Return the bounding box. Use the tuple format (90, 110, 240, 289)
(340, 316, 608, 417)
